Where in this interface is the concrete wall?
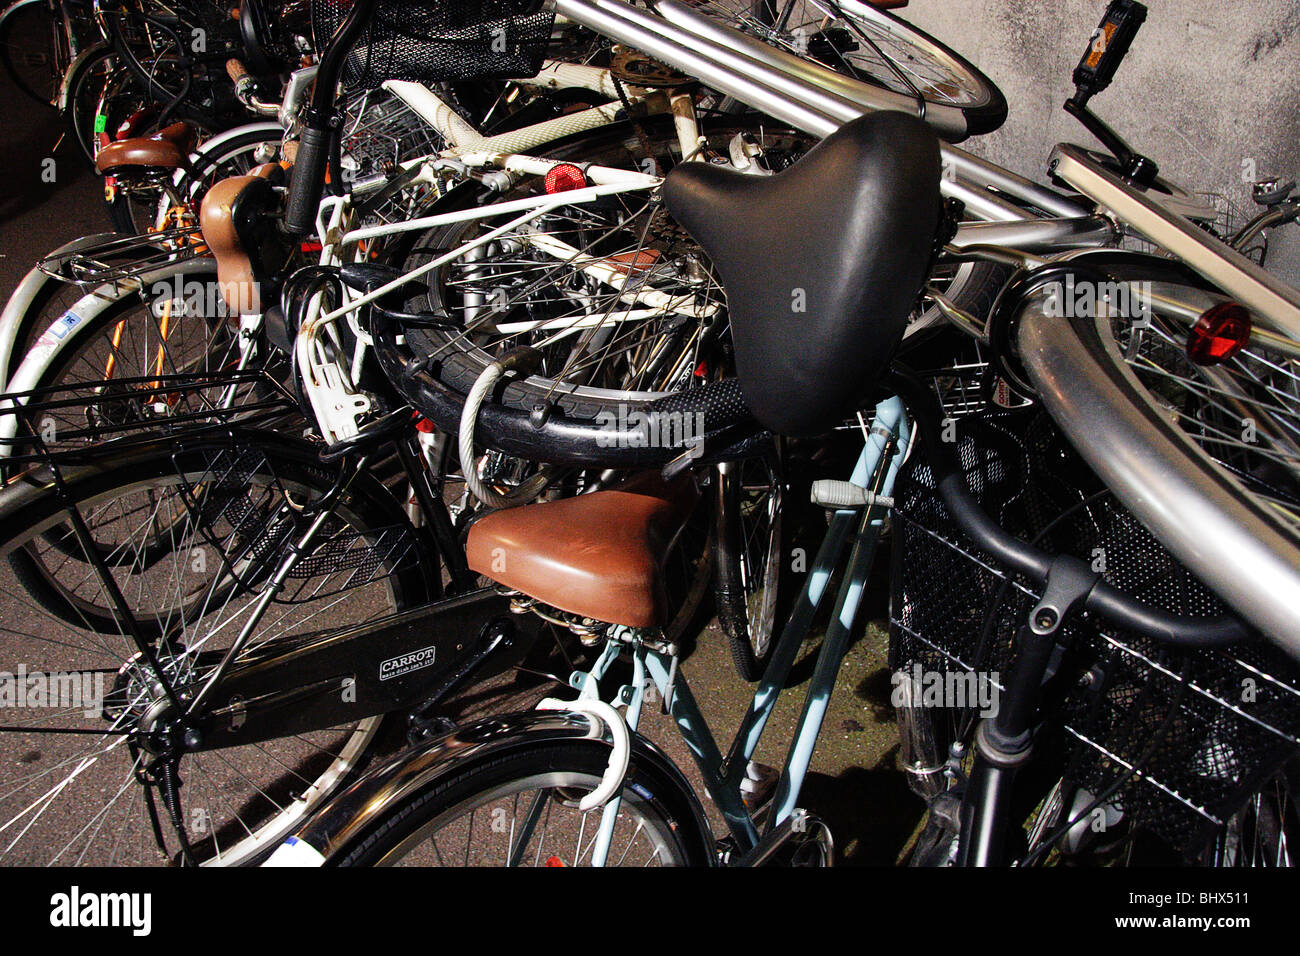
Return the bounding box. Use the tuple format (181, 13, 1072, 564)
(900, 0, 1300, 281)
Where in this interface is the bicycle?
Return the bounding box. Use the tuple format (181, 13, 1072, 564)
(275, 102, 1300, 864)
(264, 4, 1300, 866)
(0, 0, 95, 105)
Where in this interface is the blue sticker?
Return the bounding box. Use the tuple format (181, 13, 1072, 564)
(49, 312, 80, 340)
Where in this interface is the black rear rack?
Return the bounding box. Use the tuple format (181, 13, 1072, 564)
(0, 368, 301, 470)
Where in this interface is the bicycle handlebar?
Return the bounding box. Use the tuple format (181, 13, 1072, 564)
(888, 366, 1250, 647)
(282, 0, 378, 234)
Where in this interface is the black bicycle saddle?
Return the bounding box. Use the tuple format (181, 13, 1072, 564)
(663, 111, 943, 437)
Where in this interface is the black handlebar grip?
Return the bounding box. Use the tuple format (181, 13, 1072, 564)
(284, 124, 333, 235)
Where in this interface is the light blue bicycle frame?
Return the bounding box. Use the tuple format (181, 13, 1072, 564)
(574, 395, 913, 864)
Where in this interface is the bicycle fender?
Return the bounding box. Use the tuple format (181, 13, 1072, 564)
(0, 231, 130, 387)
(276, 708, 717, 866)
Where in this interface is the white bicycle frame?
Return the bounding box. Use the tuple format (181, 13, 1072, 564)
(293, 149, 666, 444)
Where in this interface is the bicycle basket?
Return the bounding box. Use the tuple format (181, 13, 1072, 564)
(312, 0, 556, 88)
(889, 406, 1300, 859)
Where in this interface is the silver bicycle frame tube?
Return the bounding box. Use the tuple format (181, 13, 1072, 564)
(554, 0, 852, 135)
(950, 215, 1117, 253)
(553, 0, 1092, 227)
(652, 0, 967, 140)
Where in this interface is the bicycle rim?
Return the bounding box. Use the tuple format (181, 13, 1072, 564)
(694, 0, 1002, 113)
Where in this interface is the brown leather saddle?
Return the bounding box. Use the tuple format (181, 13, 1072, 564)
(94, 122, 197, 180)
(466, 474, 699, 629)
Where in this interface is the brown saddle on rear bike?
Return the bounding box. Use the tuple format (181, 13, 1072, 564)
(466, 474, 698, 629)
(94, 122, 196, 177)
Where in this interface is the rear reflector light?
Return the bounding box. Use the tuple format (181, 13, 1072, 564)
(1186, 302, 1251, 366)
(545, 164, 586, 194)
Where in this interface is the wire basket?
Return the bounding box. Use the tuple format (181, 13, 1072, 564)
(889, 406, 1300, 858)
(338, 88, 450, 224)
(312, 0, 556, 88)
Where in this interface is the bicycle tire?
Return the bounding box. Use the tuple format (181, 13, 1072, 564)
(0, 231, 138, 386)
(0, 0, 57, 104)
(713, 452, 787, 681)
(61, 43, 141, 168)
(394, 117, 805, 421)
(685, 0, 1007, 136)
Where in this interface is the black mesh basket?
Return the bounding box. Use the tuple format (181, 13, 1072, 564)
(889, 405, 1300, 858)
(312, 0, 555, 88)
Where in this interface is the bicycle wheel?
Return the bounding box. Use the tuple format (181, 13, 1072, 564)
(1015, 255, 1300, 654)
(331, 741, 709, 866)
(4, 264, 279, 474)
(62, 44, 146, 168)
(1022, 763, 1300, 867)
(686, 0, 1006, 136)
(713, 452, 785, 681)
(0, 0, 58, 104)
(0, 433, 433, 864)
(1206, 760, 1299, 867)
(395, 118, 805, 422)
(0, 232, 139, 386)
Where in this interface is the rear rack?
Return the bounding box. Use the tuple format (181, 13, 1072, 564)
(0, 368, 302, 470)
(37, 225, 210, 294)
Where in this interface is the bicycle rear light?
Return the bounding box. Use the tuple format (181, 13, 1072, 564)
(1186, 301, 1251, 366)
(544, 163, 587, 194)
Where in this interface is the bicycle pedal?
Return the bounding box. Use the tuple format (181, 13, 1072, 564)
(740, 761, 780, 809)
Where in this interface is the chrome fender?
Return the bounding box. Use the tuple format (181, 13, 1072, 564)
(278, 709, 717, 865)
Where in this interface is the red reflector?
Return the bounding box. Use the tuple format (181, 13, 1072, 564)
(1186, 302, 1251, 366)
(544, 856, 566, 867)
(545, 164, 586, 194)
(415, 417, 435, 434)
(300, 240, 323, 253)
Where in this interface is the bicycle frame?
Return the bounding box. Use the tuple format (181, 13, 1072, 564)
(587, 397, 912, 862)
(273, 394, 915, 866)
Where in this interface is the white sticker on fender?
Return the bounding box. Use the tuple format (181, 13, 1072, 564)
(262, 836, 328, 867)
